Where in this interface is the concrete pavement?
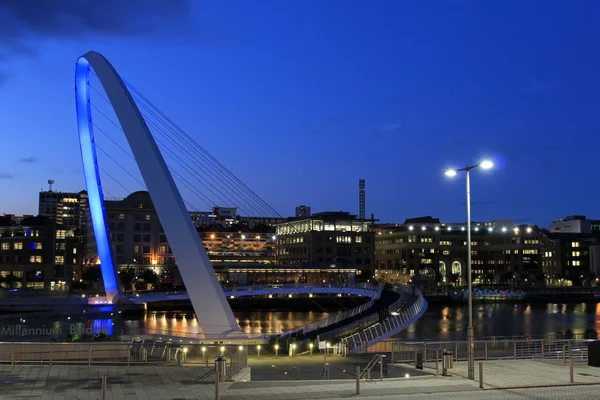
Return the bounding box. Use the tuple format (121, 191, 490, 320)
(2, 356, 600, 399)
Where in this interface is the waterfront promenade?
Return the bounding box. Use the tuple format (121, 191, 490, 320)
(2, 356, 600, 399)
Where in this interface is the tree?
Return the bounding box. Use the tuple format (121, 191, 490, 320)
(82, 266, 102, 284)
(140, 269, 158, 290)
(119, 268, 135, 292)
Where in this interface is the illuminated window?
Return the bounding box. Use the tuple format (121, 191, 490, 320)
(35, 243, 42, 250)
(145, 214, 151, 221)
(440, 241, 451, 246)
(572, 251, 580, 257)
(133, 245, 140, 253)
(158, 245, 166, 254)
(72, 248, 77, 254)
(523, 250, 538, 255)
(572, 242, 580, 248)
(439, 261, 447, 276)
(355, 236, 363, 243)
(443, 250, 450, 255)
(55, 256, 64, 265)
(573, 260, 581, 266)
(13, 242, 23, 250)
(452, 261, 462, 275)
(118, 213, 125, 220)
(29, 256, 42, 263)
(421, 259, 432, 264)
(336, 236, 351, 244)
(1, 243, 9, 250)
(56, 230, 66, 239)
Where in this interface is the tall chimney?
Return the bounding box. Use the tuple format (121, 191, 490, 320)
(359, 179, 365, 220)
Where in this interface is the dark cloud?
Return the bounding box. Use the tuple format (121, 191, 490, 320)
(0, 0, 190, 39)
(19, 156, 37, 163)
(0, 0, 191, 81)
(0, 173, 14, 179)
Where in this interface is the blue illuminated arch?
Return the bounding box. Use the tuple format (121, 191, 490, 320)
(75, 56, 120, 300)
(74, 51, 241, 338)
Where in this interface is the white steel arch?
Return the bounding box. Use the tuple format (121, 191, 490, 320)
(75, 51, 242, 338)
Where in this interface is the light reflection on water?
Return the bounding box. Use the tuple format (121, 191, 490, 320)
(4, 302, 600, 342)
(395, 302, 600, 341)
(127, 310, 331, 336)
(0, 310, 332, 341)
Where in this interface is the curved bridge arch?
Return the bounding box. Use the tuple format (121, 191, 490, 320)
(75, 51, 241, 338)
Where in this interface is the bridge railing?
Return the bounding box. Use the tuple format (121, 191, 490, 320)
(0, 342, 247, 374)
(130, 282, 380, 300)
(341, 285, 428, 353)
(277, 283, 381, 338)
(391, 338, 594, 365)
(279, 298, 376, 339)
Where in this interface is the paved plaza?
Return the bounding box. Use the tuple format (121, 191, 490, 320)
(1, 358, 600, 399)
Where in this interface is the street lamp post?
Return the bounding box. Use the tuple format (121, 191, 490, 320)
(444, 160, 493, 380)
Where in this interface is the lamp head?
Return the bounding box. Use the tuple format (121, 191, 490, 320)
(444, 169, 458, 177)
(480, 160, 494, 170)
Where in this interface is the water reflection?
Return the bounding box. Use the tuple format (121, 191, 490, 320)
(396, 302, 600, 341)
(5, 302, 600, 342)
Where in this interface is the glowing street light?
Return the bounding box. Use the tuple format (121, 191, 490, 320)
(309, 342, 314, 357)
(275, 344, 279, 358)
(257, 345, 261, 359)
(443, 159, 494, 381)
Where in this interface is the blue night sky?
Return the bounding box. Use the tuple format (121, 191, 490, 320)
(0, 0, 599, 227)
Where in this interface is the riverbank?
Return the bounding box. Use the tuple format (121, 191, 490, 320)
(424, 288, 600, 304)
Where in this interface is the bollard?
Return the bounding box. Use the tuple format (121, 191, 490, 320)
(435, 349, 439, 375)
(563, 345, 567, 366)
(356, 366, 360, 394)
(570, 358, 574, 383)
(215, 361, 220, 400)
(478, 362, 483, 389)
(455, 342, 459, 362)
(380, 357, 383, 381)
(101, 375, 107, 400)
(541, 339, 545, 360)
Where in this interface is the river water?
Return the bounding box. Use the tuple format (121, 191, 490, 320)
(2, 302, 600, 341)
(397, 302, 600, 341)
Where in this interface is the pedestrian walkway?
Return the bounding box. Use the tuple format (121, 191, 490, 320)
(2, 360, 600, 399)
(450, 359, 600, 388)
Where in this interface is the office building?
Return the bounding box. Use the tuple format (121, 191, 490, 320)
(295, 205, 311, 218)
(550, 216, 592, 234)
(200, 230, 276, 265)
(375, 217, 543, 287)
(215, 263, 358, 285)
(275, 211, 375, 278)
(38, 187, 88, 232)
(86, 191, 280, 279)
(0, 215, 79, 291)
